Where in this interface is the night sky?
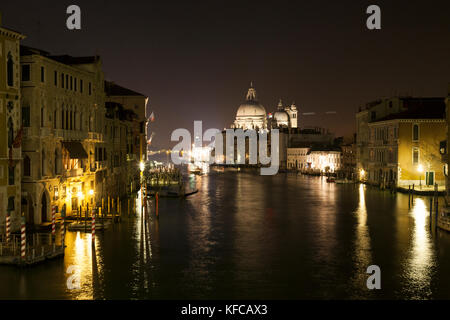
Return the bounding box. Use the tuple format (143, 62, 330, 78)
(1, 0, 449, 149)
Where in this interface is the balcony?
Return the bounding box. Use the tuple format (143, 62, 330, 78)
(40, 127, 52, 137)
(126, 154, 137, 161)
(23, 127, 40, 138)
(54, 130, 88, 140)
(64, 168, 84, 178)
(88, 132, 104, 142)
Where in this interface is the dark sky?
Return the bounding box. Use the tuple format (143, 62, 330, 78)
(1, 0, 449, 149)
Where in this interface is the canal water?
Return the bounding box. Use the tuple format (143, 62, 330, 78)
(1, 172, 450, 299)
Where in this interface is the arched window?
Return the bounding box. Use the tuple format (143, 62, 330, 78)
(7, 117, 14, 148)
(65, 109, 69, 130)
(7, 53, 14, 87)
(70, 110, 73, 130)
(80, 113, 83, 131)
(54, 110, 57, 129)
(24, 155, 31, 177)
(61, 109, 65, 129)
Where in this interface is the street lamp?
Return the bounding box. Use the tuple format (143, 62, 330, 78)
(418, 164, 423, 188)
(360, 169, 365, 180)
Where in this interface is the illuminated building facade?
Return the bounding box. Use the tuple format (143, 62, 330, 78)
(0, 19, 25, 231)
(364, 98, 446, 188)
(287, 146, 341, 173)
(20, 46, 106, 223)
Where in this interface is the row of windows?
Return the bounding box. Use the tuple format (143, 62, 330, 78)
(22, 106, 97, 132)
(21, 65, 92, 95)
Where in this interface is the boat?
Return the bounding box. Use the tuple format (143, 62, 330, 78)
(67, 220, 111, 231)
(438, 207, 450, 232)
(147, 186, 199, 198)
(326, 177, 335, 183)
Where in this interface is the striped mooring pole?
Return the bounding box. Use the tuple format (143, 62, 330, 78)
(6, 212, 11, 243)
(52, 206, 56, 237)
(21, 217, 26, 260)
(61, 217, 65, 246)
(91, 210, 96, 243)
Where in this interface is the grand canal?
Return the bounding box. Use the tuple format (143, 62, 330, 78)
(1, 172, 450, 299)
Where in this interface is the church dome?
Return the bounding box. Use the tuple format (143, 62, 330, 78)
(233, 83, 267, 130)
(236, 84, 266, 118)
(272, 99, 290, 127)
(273, 110, 289, 121)
(236, 100, 267, 117)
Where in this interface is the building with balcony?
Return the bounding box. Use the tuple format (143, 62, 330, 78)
(0, 18, 25, 231)
(20, 46, 106, 224)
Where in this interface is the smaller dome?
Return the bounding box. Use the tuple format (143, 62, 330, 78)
(273, 110, 289, 122)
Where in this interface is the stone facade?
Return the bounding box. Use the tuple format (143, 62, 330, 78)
(20, 47, 106, 224)
(0, 23, 25, 231)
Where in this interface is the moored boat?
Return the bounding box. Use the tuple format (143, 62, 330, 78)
(438, 207, 450, 232)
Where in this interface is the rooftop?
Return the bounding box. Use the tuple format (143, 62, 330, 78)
(105, 81, 146, 97)
(374, 98, 445, 122)
(21, 45, 100, 65)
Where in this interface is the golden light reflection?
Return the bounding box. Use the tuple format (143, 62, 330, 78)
(67, 231, 93, 299)
(406, 198, 434, 295)
(351, 184, 372, 293)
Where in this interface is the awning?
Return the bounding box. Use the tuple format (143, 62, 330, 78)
(62, 141, 88, 159)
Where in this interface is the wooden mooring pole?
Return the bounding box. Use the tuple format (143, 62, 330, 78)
(408, 185, 411, 208)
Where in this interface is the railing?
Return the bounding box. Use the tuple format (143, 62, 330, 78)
(54, 129, 88, 140)
(23, 127, 40, 137)
(126, 154, 137, 161)
(88, 132, 104, 142)
(40, 127, 52, 137)
(64, 168, 84, 178)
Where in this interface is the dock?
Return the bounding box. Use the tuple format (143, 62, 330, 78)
(0, 233, 65, 267)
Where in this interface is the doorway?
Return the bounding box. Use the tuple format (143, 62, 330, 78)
(426, 172, 434, 186)
(41, 192, 48, 222)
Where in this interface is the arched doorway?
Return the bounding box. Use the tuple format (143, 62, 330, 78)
(41, 192, 48, 222)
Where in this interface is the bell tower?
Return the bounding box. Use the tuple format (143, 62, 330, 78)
(285, 102, 298, 128)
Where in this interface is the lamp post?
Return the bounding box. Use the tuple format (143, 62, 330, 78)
(418, 164, 423, 189)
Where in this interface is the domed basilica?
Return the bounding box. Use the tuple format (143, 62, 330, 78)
(231, 83, 298, 130)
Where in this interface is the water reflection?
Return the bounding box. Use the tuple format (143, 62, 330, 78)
(2, 173, 450, 299)
(66, 231, 94, 299)
(404, 198, 436, 298)
(350, 184, 372, 297)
